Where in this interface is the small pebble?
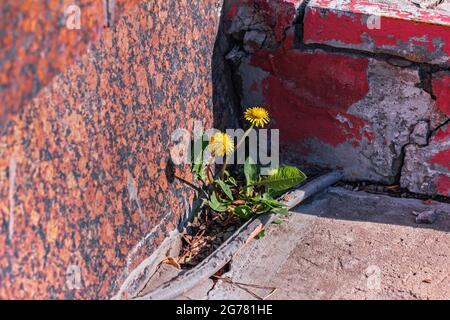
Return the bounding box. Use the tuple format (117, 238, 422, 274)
(413, 210, 438, 224)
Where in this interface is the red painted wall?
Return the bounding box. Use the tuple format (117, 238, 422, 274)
(225, 0, 449, 196)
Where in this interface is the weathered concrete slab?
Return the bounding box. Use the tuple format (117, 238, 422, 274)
(206, 188, 450, 300)
(402, 122, 450, 196)
(304, 0, 450, 66)
(238, 50, 441, 184)
(401, 71, 449, 196)
(224, 0, 450, 196)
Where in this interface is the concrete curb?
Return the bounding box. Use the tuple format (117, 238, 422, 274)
(135, 171, 343, 300)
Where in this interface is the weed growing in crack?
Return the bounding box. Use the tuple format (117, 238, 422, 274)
(191, 107, 307, 220)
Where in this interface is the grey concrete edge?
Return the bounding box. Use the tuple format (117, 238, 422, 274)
(135, 171, 344, 300)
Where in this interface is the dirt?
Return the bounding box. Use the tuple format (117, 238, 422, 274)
(176, 209, 242, 268)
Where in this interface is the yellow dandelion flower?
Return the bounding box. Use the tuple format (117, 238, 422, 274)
(244, 107, 270, 127)
(208, 132, 234, 157)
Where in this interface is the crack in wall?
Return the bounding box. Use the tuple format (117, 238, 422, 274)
(226, 0, 450, 75)
(393, 121, 429, 185)
(223, 0, 449, 197)
(225, 0, 450, 105)
(410, 0, 448, 9)
(430, 118, 450, 136)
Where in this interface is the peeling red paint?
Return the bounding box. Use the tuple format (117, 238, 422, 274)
(311, 0, 450, 24)
(251, 48, 370, 148)
(226, 2, 239, 19)
(304, 9, 362, 45)
(304, 1, 450, 65)
(263, 75, 370, 149)
(228, 0, 450, 196)
(430, 149, 450, 170)
(434, 123, 450, 142)
(433, 72, 450, 116)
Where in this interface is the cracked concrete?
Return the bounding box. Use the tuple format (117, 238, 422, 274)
(410, 121, 430, 147)
(202, 187, 450, 300)
(223, 0, 450, 196)
(402, 121, 450, 196)
(409, 0, 449, 10)
(304, 0, 450, 66)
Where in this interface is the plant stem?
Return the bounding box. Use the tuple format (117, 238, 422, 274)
(174, 176, 201, 193)
(236, 124, 254, 150)
(206, 164, 214, 184)
(220, 156, 229, 180)
(220, 124, 254, 180)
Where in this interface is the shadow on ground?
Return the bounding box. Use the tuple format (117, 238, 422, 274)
(299, 187, 450, 233)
